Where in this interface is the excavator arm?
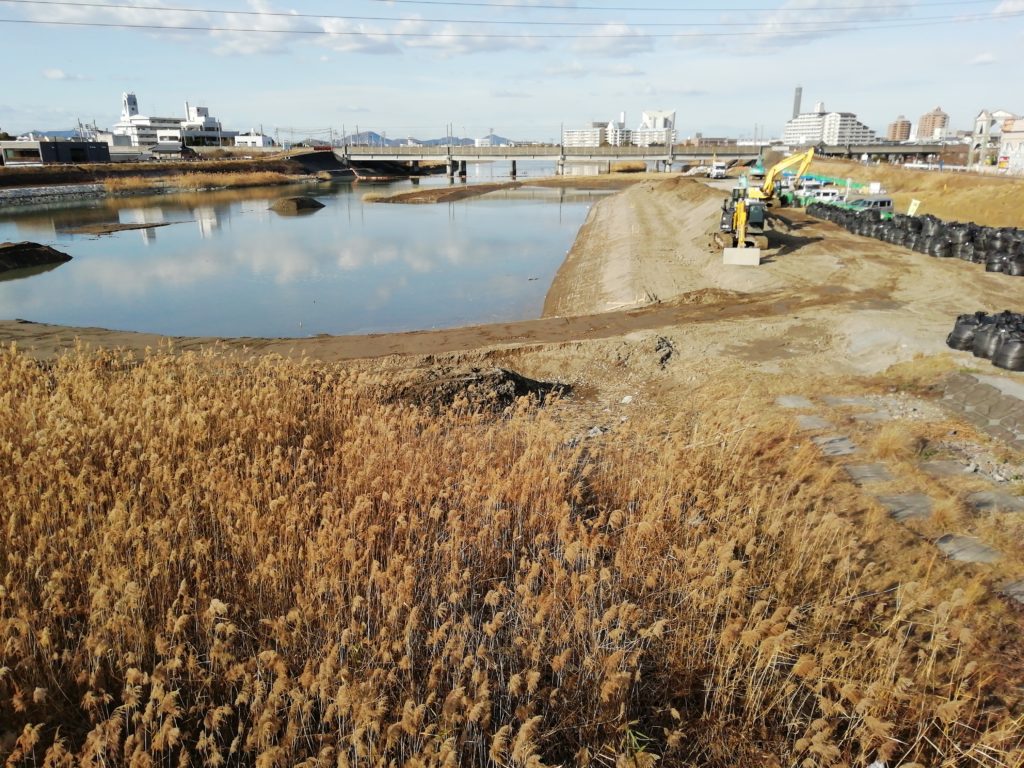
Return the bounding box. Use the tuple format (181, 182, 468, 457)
(748, 147, 815, 201)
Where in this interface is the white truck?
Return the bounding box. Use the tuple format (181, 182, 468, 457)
(709, 161, 728, 179)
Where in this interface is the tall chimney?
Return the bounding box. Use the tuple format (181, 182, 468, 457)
(792, 86, 802, 119)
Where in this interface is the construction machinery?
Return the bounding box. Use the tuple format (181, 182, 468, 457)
(745, 147, 815, 203)
(716, 148, 815, 261)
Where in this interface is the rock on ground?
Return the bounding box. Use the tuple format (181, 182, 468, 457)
(270, 196, 325, 214)
(0, 242, 72, 273)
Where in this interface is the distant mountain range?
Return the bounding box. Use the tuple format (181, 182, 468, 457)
(16, 127, 517, 147)
(335, 131, 514, 147)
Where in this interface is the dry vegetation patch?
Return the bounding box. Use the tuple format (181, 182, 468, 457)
(0, 346, 1021, 766)
(103, 171, 297, 194)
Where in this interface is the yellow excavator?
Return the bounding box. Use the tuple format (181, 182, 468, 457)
(717, 147, 815, 256)
(745, 147, 815, 203)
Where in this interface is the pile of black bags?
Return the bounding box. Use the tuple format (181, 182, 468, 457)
(947, 311, 1024, 371)
(806, 204, 1024, 277)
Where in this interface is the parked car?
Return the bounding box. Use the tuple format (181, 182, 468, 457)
(847, 196, 894, 213)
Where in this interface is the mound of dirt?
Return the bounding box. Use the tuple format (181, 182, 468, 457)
(270, 196, 325, 214)
(0, 242, 72, 273)
(653, 176, 720, 202)
(386, 366, 570, 411)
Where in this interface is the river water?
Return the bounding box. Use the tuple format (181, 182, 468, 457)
(0, 168, 610, 338)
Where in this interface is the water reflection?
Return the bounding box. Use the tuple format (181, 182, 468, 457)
(0, 262, 68, 283)
(0, 178, 611, 337)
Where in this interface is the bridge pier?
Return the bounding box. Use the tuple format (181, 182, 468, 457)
(446, 161, 454, 179)
(557, 158, 565, 175)
(511, 160, 517, 179)
(458, 160, 467, 181)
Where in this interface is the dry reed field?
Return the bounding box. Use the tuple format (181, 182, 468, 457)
(103, 171, 296, 194)
(1, 345, 1022, 767)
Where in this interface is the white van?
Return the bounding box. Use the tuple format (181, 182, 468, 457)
(810, 188, 842, 203)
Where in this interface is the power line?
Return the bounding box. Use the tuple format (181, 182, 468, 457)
(0, 11, 1015, 37)
(0, 0, 999, 22)
(370, 0, 995, 11)
(0, 0, 1005, 28)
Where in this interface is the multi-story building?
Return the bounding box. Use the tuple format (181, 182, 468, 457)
(682, 134, 737, 147)
(562, 110, 675, 147)
(886, 115, 911, 141)
(634, 110, 675, 147)
(111, 92, 237, 147)
(111, 93, 183, 147)
(235, 131, 275, 148)
(782, 102, 877, 145)
(561, 122, 606, 148)
(969, 108, 1020, 166)
(997, 118, 1024, 174)
(917, 107, 949, 140)
(605, 113, 632, 147)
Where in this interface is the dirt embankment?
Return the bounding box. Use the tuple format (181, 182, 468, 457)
(364, 172, 652, 205)
(543, 177, 727, 317)
(811, 159, 1024, 227)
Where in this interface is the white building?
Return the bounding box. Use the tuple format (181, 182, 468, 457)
(998, 118, 1024, 174)
(634, 110, 675, 147)
(111, 92, 237, 148)
(111, 93, 182, 147)
(562, 122, 606, 148)
(970, 108, 1019, 166)
(235, 131, 275, 148)
(782, 101, 877, 145)
(605, 112, 632, 147)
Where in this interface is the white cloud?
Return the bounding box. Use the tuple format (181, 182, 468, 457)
(42, 68, 87, 81)
(543, 60, 587, 79)
(572, 24, 653, 56)
(319, 18, 402, 55)
(994, 0, 1024, 13)
(402, 19, 531, 56)
(970, 52, 996, 65)
(604, 64, 645, 78)
(708, 0, 910, 50)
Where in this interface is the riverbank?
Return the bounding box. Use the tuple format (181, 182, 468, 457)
(3, 167, 1023, 766)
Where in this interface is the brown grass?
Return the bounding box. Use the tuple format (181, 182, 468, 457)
(103, 171, 297, 193)
(610, 161, 647, 173)
(0, 345, 1021, 766)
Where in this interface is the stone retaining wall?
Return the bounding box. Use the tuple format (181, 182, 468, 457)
(941, 372, 1024, 453)
(0, 183, 105, 206)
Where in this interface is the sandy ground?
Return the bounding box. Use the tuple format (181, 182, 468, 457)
(2, 171, 1021, 386)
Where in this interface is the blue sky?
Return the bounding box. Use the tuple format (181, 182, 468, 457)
(0, 0, 1021, 141)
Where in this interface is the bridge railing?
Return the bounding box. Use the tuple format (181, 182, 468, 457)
(335, 144, 765, 159)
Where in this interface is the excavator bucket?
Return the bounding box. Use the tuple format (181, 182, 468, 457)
(723, 247, 761, 266)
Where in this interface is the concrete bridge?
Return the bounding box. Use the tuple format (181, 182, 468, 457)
(330, 144, 758, 173)
(288, 142, 953, 177)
